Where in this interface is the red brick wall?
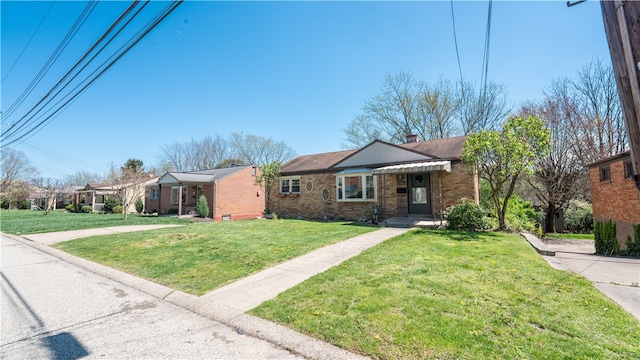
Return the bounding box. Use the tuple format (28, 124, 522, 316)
(590, 159, 640, 249)
(214, 167, 264, 221)
(270, 163, 478, 221)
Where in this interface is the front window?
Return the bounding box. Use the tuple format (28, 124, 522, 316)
(171, 186, 186, 204)
(336, 173, 376, 201)
(280, 177, 300, 194)
(149, 188, 158, 200)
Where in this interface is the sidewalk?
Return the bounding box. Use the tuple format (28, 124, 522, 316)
(21, 225, 183, 245)
(4, 225, 410, 360)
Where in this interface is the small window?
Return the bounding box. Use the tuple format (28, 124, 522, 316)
(149, 188, 158, 200)
(600, 166, 611, 182)
(279, 176, 301, 194)
(624, 161, 634, 179)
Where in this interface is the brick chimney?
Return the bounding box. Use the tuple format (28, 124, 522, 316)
(406, 134, 418, 143)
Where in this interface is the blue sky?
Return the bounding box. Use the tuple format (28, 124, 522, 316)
(2, 1, 610, 179)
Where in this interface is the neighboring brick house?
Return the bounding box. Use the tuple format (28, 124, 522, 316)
(588, 151, 640, 250)
(271, 135, 479, 222)
(145, 165, 263, 221)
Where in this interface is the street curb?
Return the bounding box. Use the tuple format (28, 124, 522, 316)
(520, 232, 556, 256)
(2, 232, 370, 359)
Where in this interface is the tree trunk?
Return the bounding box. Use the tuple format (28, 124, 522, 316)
(545, 202, 557, 234)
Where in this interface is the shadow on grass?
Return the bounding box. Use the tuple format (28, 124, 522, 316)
(412, 228, 504, 242)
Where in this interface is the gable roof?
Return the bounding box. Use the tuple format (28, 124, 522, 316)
(155, 165, 253, 185)
(281, 136, 468, 175)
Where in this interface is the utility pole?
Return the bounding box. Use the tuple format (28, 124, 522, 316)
(600, 0, 640, 192)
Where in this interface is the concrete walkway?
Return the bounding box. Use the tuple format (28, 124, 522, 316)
(523, 233, 640, 320)
(22, 225, 183, 245)
(202, 227, 409, 311)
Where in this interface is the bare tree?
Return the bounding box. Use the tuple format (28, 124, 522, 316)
(457, 80, 511, 135)
(1, 147, 37, 191)
(567, 59, 626, 164)
(417, 77, 460, 139)
(63, 170, 103, 186)
(341, 114, 384, 149)
(158, 134, 235, 172)
(30, 177, 67, 215)
(520, 101, 587, 233)
(230, 133, 296, 166)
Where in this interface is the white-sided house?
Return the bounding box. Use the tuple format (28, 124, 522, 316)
(270, 135, 479, 222)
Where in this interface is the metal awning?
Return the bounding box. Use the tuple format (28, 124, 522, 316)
(372, 161, 451, 175)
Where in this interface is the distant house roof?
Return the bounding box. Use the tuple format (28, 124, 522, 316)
(281, 136, 468, 175)
(155, 165, 254, 185)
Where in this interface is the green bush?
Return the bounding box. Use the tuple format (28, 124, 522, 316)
(65, 204, 75, 212)
(168, 208, 179, 215)
(594, 220, 619, 255)
(135, 197, 144, 213)
(104, 197, 121, 212)
(445, 198, 490, 231)
(564, 201, 593, 234)
(112, 205, 124, 214)
(623, 224, 640, 257)
(80, 205, 93, 213)
(504, 195, 539, 232)
(196, 195, 209, 218)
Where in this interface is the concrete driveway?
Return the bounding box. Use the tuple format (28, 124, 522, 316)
(541, 238, 640, 320)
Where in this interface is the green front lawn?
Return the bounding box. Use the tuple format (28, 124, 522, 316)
(0, 209, 189, 235)
(53, 219, 376, 295)
(251, 229, 640, 359)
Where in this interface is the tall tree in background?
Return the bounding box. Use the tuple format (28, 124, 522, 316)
(230, 133, 296, 166)
(1, 147, 37, 191)
(158, 134, 235, 172)
(457, 80, 511, 135)
(63, 170, 103, 186)
(341, 72, 511, 148)
(566, 59, 626, 164)
(461, 115, 551, 230)
(416, 78, 460, 139)
(520, 101, 586, 233)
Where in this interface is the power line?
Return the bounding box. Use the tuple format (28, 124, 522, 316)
(1, 1, 147, 141)
(450, 0, 464, 87)
(1, 2, 55, 83)
(1, 1, 183, 148)
(1, 1, 98, 122)
(479, 0, 493, 122)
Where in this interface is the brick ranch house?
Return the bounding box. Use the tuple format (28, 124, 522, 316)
(588, 150, 640, 250)
(145, 165, 264, 220)
(270, 135, 479, 222)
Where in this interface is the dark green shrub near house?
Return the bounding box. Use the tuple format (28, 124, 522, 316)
(104, 197, 121, 212)
(445, 198, 490, 231)
(196, 195, 209, 218)
(594, 220, 619, 255)
(135, 196, 144, 213)
(623, 224, 640, 257)
(168, 208, 179, 215)
(80, 205, 93, 213)
(65, 204, 75, 212)
(112, 205, 124, 214)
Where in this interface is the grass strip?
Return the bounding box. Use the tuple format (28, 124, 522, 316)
(53, 219, 376, 295)
(251, 229, 640, 359)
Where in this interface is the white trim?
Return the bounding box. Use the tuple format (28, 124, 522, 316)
(279, 176, 301, 194)
(336, 173, 377, 202)
(372, 161, 451, 175)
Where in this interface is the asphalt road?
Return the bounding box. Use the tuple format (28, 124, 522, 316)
(0, 234, 301, 359)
